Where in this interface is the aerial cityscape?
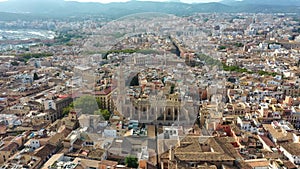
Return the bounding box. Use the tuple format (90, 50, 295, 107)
(0, 0, 300, 169)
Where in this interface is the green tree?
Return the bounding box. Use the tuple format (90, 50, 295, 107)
(96, 97, 102, 109)
(73, 95, 99, 114)
(218, 46, 226, 50)
(19, 53, 53, 62)
(33, 72, 39, 80)
(196, 53, 222, 67)
(130, 74, 139, 86)
(234, 42, 243, 47)
(62, 102, 74, 117)
(125, 155, 138, 168)
(11, 61, 19, 66)
(94, 109, 111, 121)
(170, 84, 175, 94)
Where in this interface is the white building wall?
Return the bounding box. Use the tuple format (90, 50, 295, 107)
(280, 146, 297, 164)
(103, 129, 117, 138)
(44, 100, 57, 110)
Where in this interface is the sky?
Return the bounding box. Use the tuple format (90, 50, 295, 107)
(64, 0, 223, 3)
(0, 0, 223, 3)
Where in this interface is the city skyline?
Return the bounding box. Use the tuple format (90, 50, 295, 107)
(0, 0, 300, 168)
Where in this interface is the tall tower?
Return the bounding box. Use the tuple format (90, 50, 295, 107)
(116, 64, 126, 115)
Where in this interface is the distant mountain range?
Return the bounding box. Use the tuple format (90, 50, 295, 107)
(0, 0, 299, 20)
(222, 0, 300, 6)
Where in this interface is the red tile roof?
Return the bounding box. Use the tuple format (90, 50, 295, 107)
(259, 135, 275, 147)
(95, 86, 115, 95)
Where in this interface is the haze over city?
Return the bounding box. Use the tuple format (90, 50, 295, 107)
(0, 0, 299, 169)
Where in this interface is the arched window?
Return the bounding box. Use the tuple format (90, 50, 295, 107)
(175, 108, 178, 115)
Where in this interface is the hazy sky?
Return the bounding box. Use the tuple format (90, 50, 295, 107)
(0, 0, 223, 3)
(64, 0, 222, 3)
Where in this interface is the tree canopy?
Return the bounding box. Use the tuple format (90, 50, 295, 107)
(170, 83, 175, 94)
(94, 109, 111, 121)
(73, 95, 99, 114)
(62, 102, 74, 117)
(130, 74, 139, 86)
(125, 155, 138, 168)
(33, 72, 39, 80)
(62, 95, 111, 120)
